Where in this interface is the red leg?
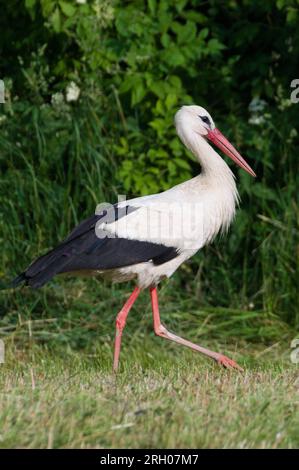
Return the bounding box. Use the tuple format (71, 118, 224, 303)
(150, 287, 243, 372)
(113, 286, 141, 372)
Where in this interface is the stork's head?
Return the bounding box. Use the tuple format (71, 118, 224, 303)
(175, 105, 256, 177)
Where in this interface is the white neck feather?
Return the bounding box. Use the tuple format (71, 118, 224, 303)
(177, 124, 240, 238)
(177, 123, 238, 190)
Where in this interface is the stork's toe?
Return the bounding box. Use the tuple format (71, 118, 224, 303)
(216, 354, 244, 372)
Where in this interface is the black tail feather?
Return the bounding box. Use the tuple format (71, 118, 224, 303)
(9, 247, 71, 289)
(10, 273, 27, 288)
(10, 214, 101, 289)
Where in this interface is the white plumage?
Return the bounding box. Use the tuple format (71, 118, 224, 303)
(96, 105, 240, 288)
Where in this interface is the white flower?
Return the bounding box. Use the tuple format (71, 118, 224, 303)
(76, 0, 86, 4)
(249, 98, 267, 113)
(248, 115, 265, 126)
(66, 81, 80, 102)
(51, 92, 64, 107)
(248, 97, 267, 126)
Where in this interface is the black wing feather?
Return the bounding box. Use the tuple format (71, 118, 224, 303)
(12, 206, 179, 288)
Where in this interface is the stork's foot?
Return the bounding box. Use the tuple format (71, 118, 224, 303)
(149, 288, 245, 373)
(216, 354, 244, 372)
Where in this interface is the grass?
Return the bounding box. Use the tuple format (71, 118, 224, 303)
(0, 340, 298, 449)
(0, 279, 298, 449)
(1, 205, 297, 450)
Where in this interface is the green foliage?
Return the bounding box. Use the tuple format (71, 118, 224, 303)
(0, 0, 298, 331)
(1, 343, 299, 448)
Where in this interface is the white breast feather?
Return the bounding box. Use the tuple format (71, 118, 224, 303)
(98, 173, 239, 254)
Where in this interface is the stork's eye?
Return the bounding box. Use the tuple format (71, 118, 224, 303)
(199, 115, 211, 126)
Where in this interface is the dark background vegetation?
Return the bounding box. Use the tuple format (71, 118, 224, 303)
(0, 0, 298, 350)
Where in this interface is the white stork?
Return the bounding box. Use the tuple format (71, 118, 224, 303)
(13, 105, 256, 372)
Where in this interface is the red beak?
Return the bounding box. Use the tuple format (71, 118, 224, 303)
(207, 128, 256, 177)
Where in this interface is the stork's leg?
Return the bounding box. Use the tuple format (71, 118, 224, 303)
(150, 287, 243, 372)
(113, 286, 141, 372)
